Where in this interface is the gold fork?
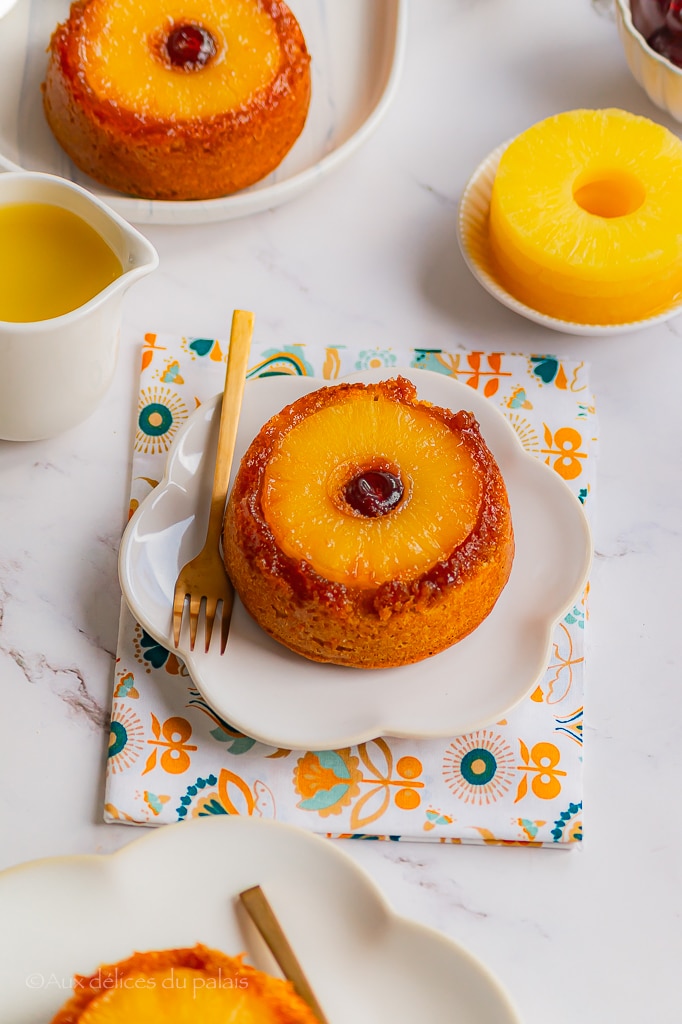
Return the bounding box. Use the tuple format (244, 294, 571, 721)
(172, 309, 254, 654)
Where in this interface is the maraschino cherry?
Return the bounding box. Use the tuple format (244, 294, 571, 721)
(632, 0, 682, 67)
(631, 0, 668, 37)
(343, 470, 404, 518)
(165, 23, 216, 69)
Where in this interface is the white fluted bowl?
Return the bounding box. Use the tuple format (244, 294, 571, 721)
(615, 0, 682, 121)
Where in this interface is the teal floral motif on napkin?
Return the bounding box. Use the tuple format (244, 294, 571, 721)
(105, 336, 597, 846)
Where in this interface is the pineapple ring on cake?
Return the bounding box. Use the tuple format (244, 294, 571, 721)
(49, 945, 319, 1024)
(488, 108, 682, 324)
(223, 377, 514, 670)
(42, 0, 311, 200)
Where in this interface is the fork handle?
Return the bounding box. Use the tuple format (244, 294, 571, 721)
(239, 886, 330, 1024)
(205, 309, 255, 547)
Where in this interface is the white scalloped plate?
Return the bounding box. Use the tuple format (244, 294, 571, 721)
(0, 817, 523, 1024)
(458, 142, 682, 336)
(118, 367, 592, 750)
(0, 0, 407, 224)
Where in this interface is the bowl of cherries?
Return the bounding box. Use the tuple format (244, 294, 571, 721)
(615, 0, 682, 119)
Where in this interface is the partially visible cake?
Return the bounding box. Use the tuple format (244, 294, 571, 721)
(49, 944, 319, 1023)
(223, 377, 514, 669)
(42, 0, 311, 201)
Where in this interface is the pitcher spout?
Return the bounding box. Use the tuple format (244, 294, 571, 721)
(118, 222, 159, 290)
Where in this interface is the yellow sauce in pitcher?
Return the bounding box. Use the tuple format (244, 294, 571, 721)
(0, 202, 122, 322)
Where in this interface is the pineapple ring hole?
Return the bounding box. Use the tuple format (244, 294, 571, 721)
(572, 169, 646, 218)
(327, 459, 411, 518)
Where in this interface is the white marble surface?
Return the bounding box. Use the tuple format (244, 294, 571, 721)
(1, 0, 681, 1021)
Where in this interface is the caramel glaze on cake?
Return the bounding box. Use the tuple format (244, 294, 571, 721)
(49, 944, 319, 1023)
(42, 0, 311, 201)
(223, 377, 515, 670)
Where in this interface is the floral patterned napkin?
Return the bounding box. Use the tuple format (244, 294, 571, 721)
(105, 334, 596, 846)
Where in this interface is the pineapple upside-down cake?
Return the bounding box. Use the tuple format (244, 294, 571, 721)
(42, 0, 311, 201)
(223, 377, 514, 669)
(49, 945, 319, 1024)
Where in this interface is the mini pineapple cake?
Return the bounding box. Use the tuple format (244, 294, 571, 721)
(488, 108, 682, 324)
(42, 0, 311, 201)
(50, 945, 319, 1023)
(223, 377, 514, 669)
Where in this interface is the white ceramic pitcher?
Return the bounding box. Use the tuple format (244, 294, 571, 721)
(0, 171, 158, 441)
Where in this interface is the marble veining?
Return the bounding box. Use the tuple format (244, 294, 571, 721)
(1, 1, 681, 1022)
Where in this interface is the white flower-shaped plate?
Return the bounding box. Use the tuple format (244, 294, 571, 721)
(119, 367, 592, 750)
(458, 142, 682, 336)
(0, 817, 523, 1024)
(0, 0, 407, 224)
